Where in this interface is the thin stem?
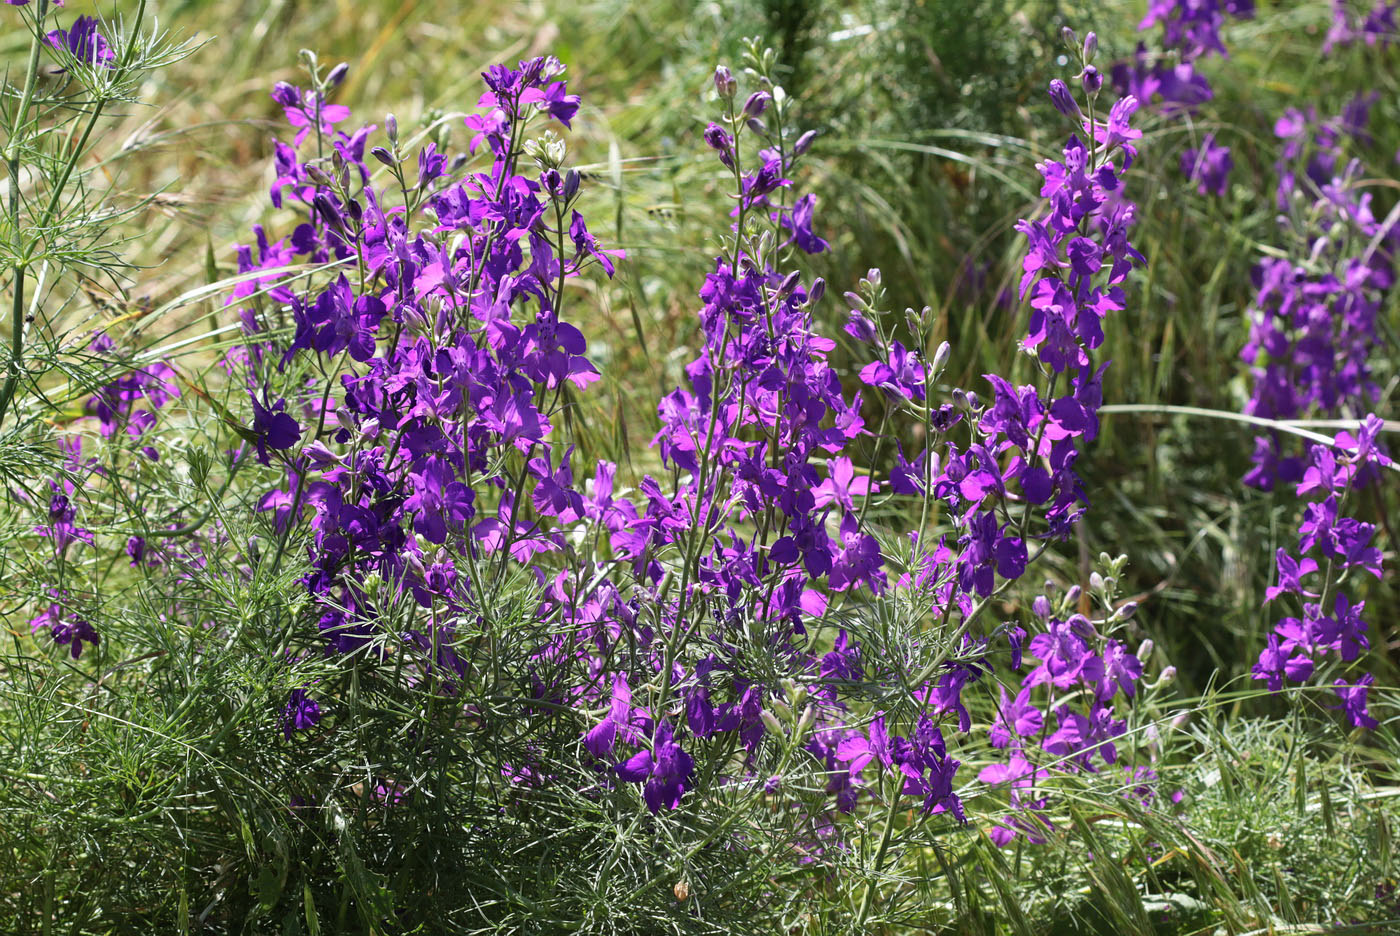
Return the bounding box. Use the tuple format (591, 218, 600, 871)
(0, 0, 50, 430)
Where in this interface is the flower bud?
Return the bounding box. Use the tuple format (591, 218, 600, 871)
(563, 169, 581, 201)
(964, 390, 981, 411)
(743, 91, 771, 118)
(1032, 595, 1051, 619)
(1048, 79, 1082, 118)
(1061, 26, 1078, 50)
(326, 62, 349, 89)
(703, 122, 735, 167)
(952, 388, 969, 411)
(1081, 64, 1103, 98)
(1064, 584, 1082, 606)
(385, 113, 399, 144)
(1157, 665, 1177, 687)
(1117, 600, 1138, 621)
(865, 267, 882, 288)
(808, 277, 825, 305)
(1135, 638, 1155, 663)
(1082, 31, 1098, 64)
(746, 117, 768, 137)
(313, 192, 344, 231)
(271, 82, 301, 109)
(796, 704, 815, 737)
(777, 269, 802, 298)
(1090, 571, 1105, 591)
(714, 65, 737, 99)
(370, 146, 395, 167)
(794, 129, 817, 154)
(759, 709, 784, 737)
(932, 340, 951, 374)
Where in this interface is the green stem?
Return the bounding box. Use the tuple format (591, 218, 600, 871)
(0, 0, 49, 430)
(855, 779, 903, 929)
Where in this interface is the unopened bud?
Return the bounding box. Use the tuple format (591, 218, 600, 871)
(370, 146, 395, 167)
(1061, 26, 1078, 50)
(746, 117, 768, 136)
(808, 277, 825, 305)
(794, 129, 817, 154)
(743, 91, 771, 118)
(385, 113, 399, 144)
(865, 267, 882, 288)
(313, 193, 344, 231)
(1156, 666, 1177, 687)
(304, 164, 335, 187)
(1048, 79, 1082, 118)
(1089, 571, 1105, 591)
(759, 709, 784, 737)
(1083, 32, 1098, 64)
(932, 340, 951, 374)
(1117, 601, 1138, 621)
(326, 62, 349, 89)
(777, 269, 802, 298)
(796, 703, 815, 736)
(1135, 638, 1155, 663)
(713, 65, 737, 99)
(1081, 64, 1103, 98)
(1064, 584, 1082, 606)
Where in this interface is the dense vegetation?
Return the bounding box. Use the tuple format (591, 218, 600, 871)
(0, 1, 1396, 933)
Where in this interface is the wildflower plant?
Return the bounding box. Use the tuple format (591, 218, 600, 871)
(1, 2, 1398, 933)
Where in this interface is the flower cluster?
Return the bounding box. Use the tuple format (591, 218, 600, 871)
(229, 55, 615, 731)
(1324, 0, 1399, 51)
(1252, 417, 1389, 729)
(216, 35, 1164, 852)
(1241, 97, 1397, 490)
(979, 578, 1155, 845)
(1113, 0, 1254, 195)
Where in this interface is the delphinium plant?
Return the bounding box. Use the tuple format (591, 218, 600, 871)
(3, 2, 1397, 932)
(1241, 61, 1398, 730)
(203, 22, 1199, 930)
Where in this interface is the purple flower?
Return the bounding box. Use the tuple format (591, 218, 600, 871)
(779, 194, 829, 254)
(616, 721, 694, 813)
(522, 80, 581, 127)
(835, 714, 892, 775)
(1180, 133, 1233, 196)
(1333, 675, 1379, 730)
(989, 687, 1043, 749)
(46, 16, 114, 68)
(249, 395, 300, 465)
(282, 689, 322, 739)
(30, 603, 99, 659)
